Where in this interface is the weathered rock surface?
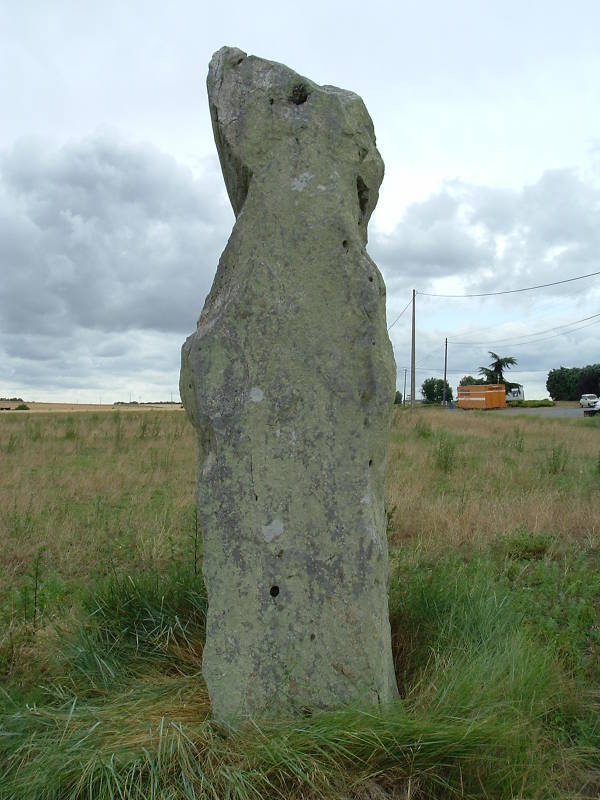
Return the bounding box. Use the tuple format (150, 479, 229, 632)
(181, 46, 398, 723)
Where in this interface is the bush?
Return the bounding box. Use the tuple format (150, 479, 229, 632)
(547, 364, 600, 400)
(421, 377, 453, 404)
(507, 399, 555, 408)
(15, 403, 29, 411)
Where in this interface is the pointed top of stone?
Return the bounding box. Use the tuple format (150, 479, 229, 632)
(207, 46, 383, 244)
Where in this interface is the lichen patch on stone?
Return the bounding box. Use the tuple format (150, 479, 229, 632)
(291, 172, 314, 192)
(249, 386, 265, 402)
(262, 517, 285, 542)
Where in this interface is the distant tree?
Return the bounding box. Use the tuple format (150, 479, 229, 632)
(576, 365, 600, 397)
(478, 351, 518, 389)
(546, 367, 580, 400)
(421, 377, 453, 404)
(546, 364, 600, 400)
(394, 390, 403, 405)
(459, 375, 486, 386)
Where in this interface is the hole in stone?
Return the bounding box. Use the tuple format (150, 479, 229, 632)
(342, 240, 349, 251)
(270, 585, 280, 597)
(289, 83, 309, 105)
(357, 176, 369, 224)
(235, 57, 244, 66)
(368, 276, 373, 282)
(254, 493, 258, 501)
(310, 633, 316, 641)
(369, 459, 373, 467)
(372, 339, 376, 346)
(269, 98, 274, 105)
(276, 550, 283, 559)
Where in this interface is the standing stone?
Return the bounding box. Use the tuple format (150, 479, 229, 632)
(181, 46, 398, 723)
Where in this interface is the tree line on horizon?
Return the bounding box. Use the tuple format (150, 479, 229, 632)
(418, 355, 600, 403)
(546, 364, 600, 400)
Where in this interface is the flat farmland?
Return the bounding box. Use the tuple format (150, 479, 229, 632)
(0, 407, 599, 799)
(0, 401, 183, 412)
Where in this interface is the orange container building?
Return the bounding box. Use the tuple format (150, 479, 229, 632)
(457, 384, 506, 410)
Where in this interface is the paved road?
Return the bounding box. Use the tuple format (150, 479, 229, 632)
(492, 406, 586, 419)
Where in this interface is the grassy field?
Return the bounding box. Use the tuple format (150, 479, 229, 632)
(0, 407, 599, 798)
(0, 401, 183, 412)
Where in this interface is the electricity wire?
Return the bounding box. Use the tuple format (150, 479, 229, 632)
(453, 317, 600, 349)
(417, 269, 600, 298)
(412, 364, 553, 374)
(448, 311, 600, 346)
(387, 297, 412, 331)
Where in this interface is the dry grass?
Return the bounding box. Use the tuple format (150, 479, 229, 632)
(2, 406, 599, 615)
(1, 401, 183, 412)
(387, 407, 600, 552)
(0, 410, 196, 610)
(1, 406, 599, 798)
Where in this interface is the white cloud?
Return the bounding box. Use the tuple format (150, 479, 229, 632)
(378, 170, 600, 397)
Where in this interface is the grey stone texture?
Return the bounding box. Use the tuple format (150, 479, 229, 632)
(181, 46, 398, 723)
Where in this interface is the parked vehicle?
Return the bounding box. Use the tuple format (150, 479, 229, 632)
(583, 399, 600, 417)
(579, 394, 599, 408)
(506, 386, 525, 402)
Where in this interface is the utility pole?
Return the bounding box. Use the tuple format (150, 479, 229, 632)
(442, 337, 448, 406)
(403, 368, 407, 407)
(410, 289, 416, 411)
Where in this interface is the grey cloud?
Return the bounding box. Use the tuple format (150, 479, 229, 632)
(370, 187, 495, 287)
(372, 169, 600, 303)
(3, 134, 600, 401)
(377, 168, 600, 397)
(0, 134, 230, 398)
(3, 328, 185, 399)
(0, 135, 230, 338)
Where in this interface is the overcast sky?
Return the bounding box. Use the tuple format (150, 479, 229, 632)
(2, 0, 600, 401)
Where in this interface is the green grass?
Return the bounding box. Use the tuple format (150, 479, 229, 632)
(507, 399, 556, 408)
(1, 409, 599, 798)
(1, 547, 598, 798)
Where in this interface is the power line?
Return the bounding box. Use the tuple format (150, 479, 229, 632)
(387, 297, 412, 330)
(417, 269, 600, 298)
(462, 317, 600, 348)
(413, 364, 552, 374)
(449, 311, 600, 345)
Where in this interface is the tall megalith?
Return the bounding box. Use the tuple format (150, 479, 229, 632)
(181, 46, 398, 723)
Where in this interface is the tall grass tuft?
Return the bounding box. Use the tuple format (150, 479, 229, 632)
(434, 432, 456, 472)
(0, 552, 592, 799)
(415, 417, 432, 439)
(547, 443, 569, 475)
